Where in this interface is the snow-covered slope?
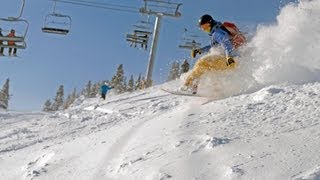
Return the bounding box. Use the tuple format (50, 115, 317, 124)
(1, 81, 320, 180)
(1, 0, 320, 179)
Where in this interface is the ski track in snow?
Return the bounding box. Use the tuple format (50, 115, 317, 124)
(0, 89, 186, 179)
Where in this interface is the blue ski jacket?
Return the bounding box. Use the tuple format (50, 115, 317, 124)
(100, 84, 112, 94)
(0, 31, 3, 44)
(200, 22, 235, 58)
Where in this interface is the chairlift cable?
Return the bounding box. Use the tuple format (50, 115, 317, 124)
(61, 0, 138, 10)
(52, 0, 139, 13)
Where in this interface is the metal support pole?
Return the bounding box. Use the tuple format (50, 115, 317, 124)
(145, 14, 162, 87)
(18, 0, 26, 19)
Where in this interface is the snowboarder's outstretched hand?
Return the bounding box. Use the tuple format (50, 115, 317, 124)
(226, 57, 235, 66)
(191, 48, 201, 58)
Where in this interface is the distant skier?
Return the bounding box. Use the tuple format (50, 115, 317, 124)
(182, 14, 246, 94)
(100, 82, 112, 100)
(0, 28, 4, 55)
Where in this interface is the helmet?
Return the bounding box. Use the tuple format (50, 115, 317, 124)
(198, 14, 216, 26)
(198, 14, 213, 26)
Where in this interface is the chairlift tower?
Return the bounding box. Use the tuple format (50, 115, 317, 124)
(139, 0, 182, 88)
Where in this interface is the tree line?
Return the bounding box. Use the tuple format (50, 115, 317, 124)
(0, 59, 190, 111)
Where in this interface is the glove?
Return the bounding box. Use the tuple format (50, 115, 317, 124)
(226, 57, 235, 66)
(191, 49, 201, 58)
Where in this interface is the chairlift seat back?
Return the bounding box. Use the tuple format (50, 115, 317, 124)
(0, 36, 25, 42)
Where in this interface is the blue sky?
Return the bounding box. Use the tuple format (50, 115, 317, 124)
(0, 0, 297, 111)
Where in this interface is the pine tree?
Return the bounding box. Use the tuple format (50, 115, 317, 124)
(63, 94, 72, 110)
(135, 74, 142, 90)
(123, 77, 127, 92)
(63, 88, 78, 110)
(43, 99, 52, 112)
(84, 81, 92, 98)
(111, 64, 126, 93)
(90, 82, 100, 98)
(71, 88, 78, 102)
(140, 76, 147, 89)
(52, 85, 64, 111)
(127, 75, 135, 92)
(0, 78, 10, 110)
(168, 62, 180, 81)
(180, 59, 190, 74)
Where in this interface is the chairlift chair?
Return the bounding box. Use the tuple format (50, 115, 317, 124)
(178, 39, 201, 50)
(133, 20, 153, 31)
(42, 13, 71, 35)
(126, 19, 153, 50)
(178, 40, 201, 50)
(126, 30, 151, 50)
(0, 17, 29, 50)
(178, 27, 202, 50)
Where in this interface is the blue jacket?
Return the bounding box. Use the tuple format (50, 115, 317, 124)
(0, 31, 3, 43)
(200, 22, 234, 58)
(100, 84, 112, 94)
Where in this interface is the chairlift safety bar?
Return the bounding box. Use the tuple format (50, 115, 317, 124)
(0, 17, 29, 39)
(0, 44, 26, 49)
(126, 35, 149, 41)
(126, 38, 148, 44)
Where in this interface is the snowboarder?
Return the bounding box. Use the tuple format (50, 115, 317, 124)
(182, 14, 246, 94)
(100, 82, 112, 100)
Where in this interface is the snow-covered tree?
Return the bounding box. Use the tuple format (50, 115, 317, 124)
(63, 88, 78, 110)
(123, 77, 127, 92)
(141, 76, 147, 89)
(0, 78, 10, 110)
(90, 82, 100, 98)
(111, 64, 126, 93)
(43, 99, 53, 112)
(135, 74, 142, 90)
(63, 95, 72, 110)
(70, 88, 78, 102)
(52, 85, 64, 111)
(168, 62, 180, 81)
(83, 81, 92, 98)
(180, 59, 190, 74)
(127, 75, 135, 92)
